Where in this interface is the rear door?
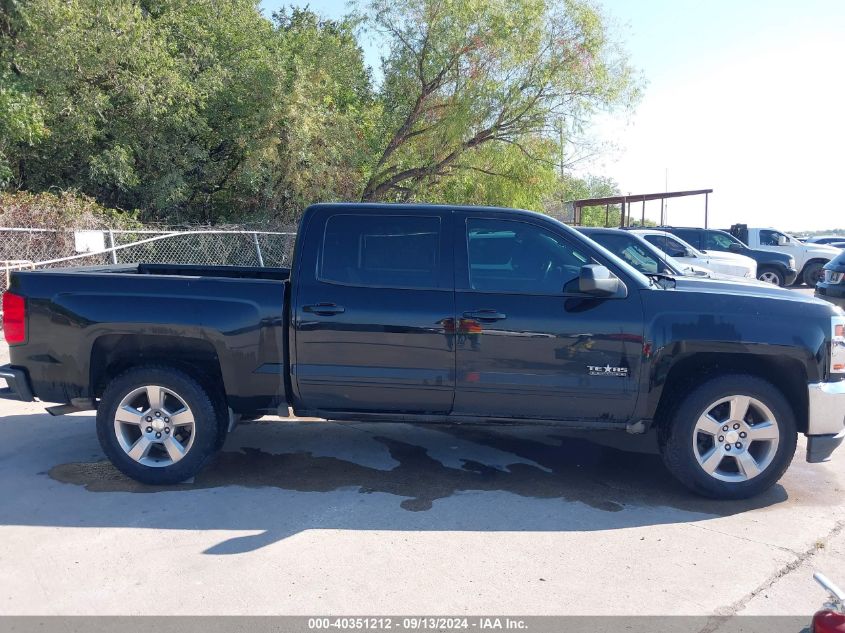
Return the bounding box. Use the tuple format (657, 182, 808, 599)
(292, 208, 455, 414)
(452, 213, 644, 422)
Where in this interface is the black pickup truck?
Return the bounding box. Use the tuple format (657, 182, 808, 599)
(2, 203, 844, 499)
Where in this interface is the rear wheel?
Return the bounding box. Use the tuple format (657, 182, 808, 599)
(96, 365, 224, 485)
(803, 261, 825, 287)
(658, 374, 796, 499)
(757, 266, 784, 286)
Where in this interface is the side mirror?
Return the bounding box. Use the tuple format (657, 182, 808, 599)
(728, 243, 742, 252)
(579, 264, 620, 297)
(777, 236, 788, 246)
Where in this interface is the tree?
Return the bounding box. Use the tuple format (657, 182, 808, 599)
(265, 9, 376, 221)
(2, 0, 285, 222)
(549, 173, 620, 226)
(0, 0, 638, 224)
(358, 0, 638, 203)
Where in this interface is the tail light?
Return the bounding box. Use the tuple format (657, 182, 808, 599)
(813, 610, 845, 633)
(2, 292, 26, 344)
(826, 270, 844, 284)
(834, 318, 845, 374)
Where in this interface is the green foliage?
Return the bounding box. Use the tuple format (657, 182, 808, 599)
(359, 0, 639, 203)
(0, 0, 638, 224)
(0, 190, 142, 229)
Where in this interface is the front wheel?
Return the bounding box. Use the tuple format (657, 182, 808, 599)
(803, 262, 825, 287)
(96, 365, 224, 485)
(757, 266, 784, 286)
(658, 374, 796, 499)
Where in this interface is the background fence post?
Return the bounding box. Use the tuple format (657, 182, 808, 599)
(253, 232, 265, 267)
(108, 230, 118, 264)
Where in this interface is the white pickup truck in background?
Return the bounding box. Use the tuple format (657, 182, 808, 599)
(729, 225, 843, 286)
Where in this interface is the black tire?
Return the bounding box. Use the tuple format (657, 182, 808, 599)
(658, 374, 797, 499)
(757, 266, 784, 286)
(803, 261, 825, 287)
(96, 365, 224, 485)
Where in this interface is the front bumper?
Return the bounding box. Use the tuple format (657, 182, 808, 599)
(815, 282, 845, 308)
(784, 268, 799, 286)
(0, 364, 34, 402)
(806, 380, 845, 463)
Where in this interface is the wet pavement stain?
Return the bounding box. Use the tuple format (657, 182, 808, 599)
(49, 431, 787, 515)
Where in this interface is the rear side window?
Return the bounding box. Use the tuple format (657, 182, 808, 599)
(705, 231, 734, 250)
(590, 233, 661, 274)
(320, 214, 441, 288)
(643, 234, 687, 258)
(672, 229, 699, 248)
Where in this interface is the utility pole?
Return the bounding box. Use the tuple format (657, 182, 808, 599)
(559, 118, 565, 181)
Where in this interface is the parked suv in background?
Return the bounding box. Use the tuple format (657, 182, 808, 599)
(659, 227, 798, 287)
(816, 250, 845, 309)
(729, 225, 841, 286)
(630, 229, 757, 280)
(806, 236, 845, 248)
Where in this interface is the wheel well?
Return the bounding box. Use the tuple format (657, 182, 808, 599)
(90, 334, 225, 403)
(654, 353, 808, 433)
(800, 258, 829, 273)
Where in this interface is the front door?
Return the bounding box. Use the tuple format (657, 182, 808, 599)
(293, 209, 455, 414)
(452, 214, 644, 422)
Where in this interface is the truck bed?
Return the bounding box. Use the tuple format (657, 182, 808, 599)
(6, 262, 290, 414)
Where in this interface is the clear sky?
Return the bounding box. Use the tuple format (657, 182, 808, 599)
(260, 0, 845, 231)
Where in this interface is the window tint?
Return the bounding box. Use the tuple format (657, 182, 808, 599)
(705, 231, 735, 250)
(321, 214, 441, 288)
(672, 229, 699, 248)
(647, 234, 691, 258)
(760, 230, 786, 246)
(466, 218, 591, 293)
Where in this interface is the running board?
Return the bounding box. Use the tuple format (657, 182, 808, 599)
(46, 398, 96, 416)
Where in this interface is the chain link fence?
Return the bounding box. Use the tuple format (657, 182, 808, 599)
(0, 226, 298, 303)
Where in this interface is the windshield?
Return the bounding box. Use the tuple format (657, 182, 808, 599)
(584, 232, 684, 276)
(639, 231, 703, 259)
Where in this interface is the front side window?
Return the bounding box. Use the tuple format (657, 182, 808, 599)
(760, 230, 787, 246)
(466, 218, 590, 293)
(320, 214, 441, 288)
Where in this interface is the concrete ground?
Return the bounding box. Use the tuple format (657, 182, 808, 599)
(0, 322, 843, 618)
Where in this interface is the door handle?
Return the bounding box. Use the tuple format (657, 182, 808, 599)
(463, 310, 506, 322)
(303, 303, 345, 316)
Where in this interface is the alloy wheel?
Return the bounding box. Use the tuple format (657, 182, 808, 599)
(113, 385, 196, 467)
(691, 395, 780, 482)
(758, 271, 781, 285)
